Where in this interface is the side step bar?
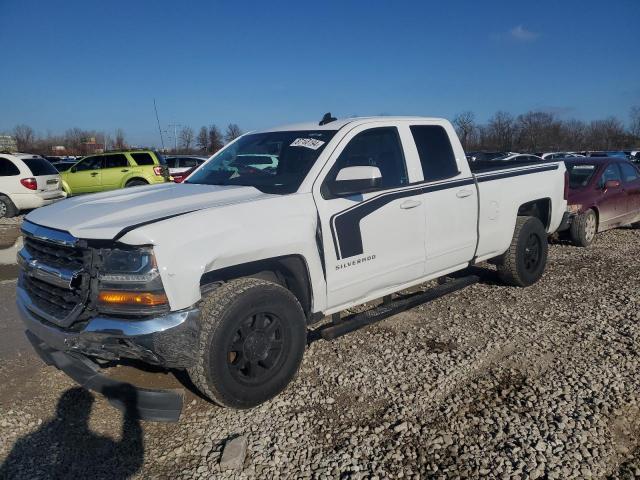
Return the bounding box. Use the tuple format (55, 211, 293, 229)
(319, 274, 480, 341)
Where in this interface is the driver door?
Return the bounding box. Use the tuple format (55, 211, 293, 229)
(67, 156, 103, 193)
(314, 125, 426, 310)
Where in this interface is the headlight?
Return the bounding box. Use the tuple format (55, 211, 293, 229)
(567, 204, 582, 214)
(97, 247, 168, 315)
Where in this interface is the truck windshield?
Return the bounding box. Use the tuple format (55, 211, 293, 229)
(566, 163, 597, 189)
(186, 130, 337, 194)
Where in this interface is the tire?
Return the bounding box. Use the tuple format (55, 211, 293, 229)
(497, 216, 548, 287)
(125, 179, 147, 187)
(0, 195, 17, 219)
(188, 277, 307, 409)
(569, 209, 597, 247)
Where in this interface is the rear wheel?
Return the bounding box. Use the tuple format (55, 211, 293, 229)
(188, 277, 307, 409)
(497, 216, 548, 287)
(0, 195, 17, 219)
(125, 179, 148, 187)
(569, 209, 597, 247)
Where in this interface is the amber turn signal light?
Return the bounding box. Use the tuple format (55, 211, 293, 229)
(98, 291, 168, 307)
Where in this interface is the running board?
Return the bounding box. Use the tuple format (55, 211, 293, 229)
(319, 274, 480, 341)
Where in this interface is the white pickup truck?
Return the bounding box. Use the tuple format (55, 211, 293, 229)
(17, 116, 568, 420)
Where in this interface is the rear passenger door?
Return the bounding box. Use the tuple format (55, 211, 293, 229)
(314, 125, 426, 309)
(101, 153, 130, 189)
(408, 124, 478, 275)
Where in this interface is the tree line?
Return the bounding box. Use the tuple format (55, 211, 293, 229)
(453, 106, 640, 153)
(5, 123, 244, 156)
(6, 106, 640, 157)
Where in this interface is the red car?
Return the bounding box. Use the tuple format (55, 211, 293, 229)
(172, 166, 196, 183)
(563, 158, 640, 246)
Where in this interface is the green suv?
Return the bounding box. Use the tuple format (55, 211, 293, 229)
(60, 150, 170, 195)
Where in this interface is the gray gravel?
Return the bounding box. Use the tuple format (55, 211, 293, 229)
(1, 227, 639, 479)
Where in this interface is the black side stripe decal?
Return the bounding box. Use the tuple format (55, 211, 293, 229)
(330, 178, 474, 260)
(329, 163, 559, 260)
(475, 163, 559, 182)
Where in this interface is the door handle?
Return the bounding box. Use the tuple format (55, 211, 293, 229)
(121, 169, 129, 172)
(90, 172, 99, 177)
(400, 199, 422, 209)
(456, 189, 473, 198)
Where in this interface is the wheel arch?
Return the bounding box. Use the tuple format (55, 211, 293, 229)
(517, 198, 551, 230)
(123, 177, 149, 187)
(199, 255, 314, 321)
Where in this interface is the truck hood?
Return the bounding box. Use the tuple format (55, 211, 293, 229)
(25, 183, 275, 240)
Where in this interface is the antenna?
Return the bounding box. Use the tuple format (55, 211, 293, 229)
(154, 99, 165, 150)
(319, 112, 337, 126)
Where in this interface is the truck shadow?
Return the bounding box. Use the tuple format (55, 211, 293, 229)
(0, 386, 144, 480)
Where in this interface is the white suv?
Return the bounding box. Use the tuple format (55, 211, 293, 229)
(0, 153, 66, 218)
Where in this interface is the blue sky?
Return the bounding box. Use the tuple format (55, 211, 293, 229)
(1, 0, 639, 146)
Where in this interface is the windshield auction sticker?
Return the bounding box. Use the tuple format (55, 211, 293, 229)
(290, 138, 325, 150)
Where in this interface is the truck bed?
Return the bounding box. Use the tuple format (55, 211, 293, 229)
(468, 159, 555, 174)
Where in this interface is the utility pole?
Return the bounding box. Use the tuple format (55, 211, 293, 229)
(154, 99, 165, 151)
(168, 123, 182, 153)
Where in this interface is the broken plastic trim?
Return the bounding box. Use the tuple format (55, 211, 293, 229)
(26, 331, 184, 422)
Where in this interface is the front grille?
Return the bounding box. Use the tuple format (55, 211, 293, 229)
(20, 273, 84, 321)
(24, 236, 84, 271)
(19, 222, 90, 327)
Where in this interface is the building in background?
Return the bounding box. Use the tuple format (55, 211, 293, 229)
(81, 137, 104, 154)
(0, 135, 18, 152)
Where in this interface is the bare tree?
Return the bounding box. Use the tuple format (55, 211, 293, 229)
(631, 106, 640, 139)
(179, 126, 195, 152)
(208, 125, 224, 153)
(13, 124, 35, 151)
(515, 111, 558, 151)
(486, 111, 515, 151)
(452, 111, 476, 150)
(115, 129, 126, 150)
(196, 126, 208, 152)
(224, 124, 242, 143)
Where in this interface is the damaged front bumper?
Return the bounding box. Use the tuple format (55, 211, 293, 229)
(17, 286, 201, 421)
(17, 286, 200, 368)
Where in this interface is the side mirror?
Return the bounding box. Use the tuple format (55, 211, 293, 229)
(70, 166, 77, 173)
(604, 179, 620, 190)
(331, 166, 382, 196)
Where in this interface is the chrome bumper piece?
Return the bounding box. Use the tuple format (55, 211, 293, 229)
(17, 286, 201, 368)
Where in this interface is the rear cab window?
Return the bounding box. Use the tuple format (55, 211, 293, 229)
(22, 157, 58, 176)
(409, 125, 459, 182)
(130, 152, 156, 166)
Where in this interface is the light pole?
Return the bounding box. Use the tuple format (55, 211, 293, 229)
(168, 123, 182, 153)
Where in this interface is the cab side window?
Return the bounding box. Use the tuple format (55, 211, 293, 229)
(599, 163, 622, 188)
(75, 156, 102, 171)
(326, 127, 408, 191)
(619, 162, 639, 183)
(103, 154, 129, 169)
(410, 125, 459, 182)
(0, 158, 20, 176)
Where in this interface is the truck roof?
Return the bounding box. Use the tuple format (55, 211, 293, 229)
(257, 116, 447, 133)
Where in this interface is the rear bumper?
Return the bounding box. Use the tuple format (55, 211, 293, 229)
(11, 191, 66, 210)
(557, 211, 574, 232)
(17, 286, 200, 369)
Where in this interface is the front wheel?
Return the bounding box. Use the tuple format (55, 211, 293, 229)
(188, 277, 307, 409)
(569, 209, 597, 247)
(497, 216, 548, 287)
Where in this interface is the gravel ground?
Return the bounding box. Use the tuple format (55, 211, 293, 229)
(0, 227, 639, 479)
